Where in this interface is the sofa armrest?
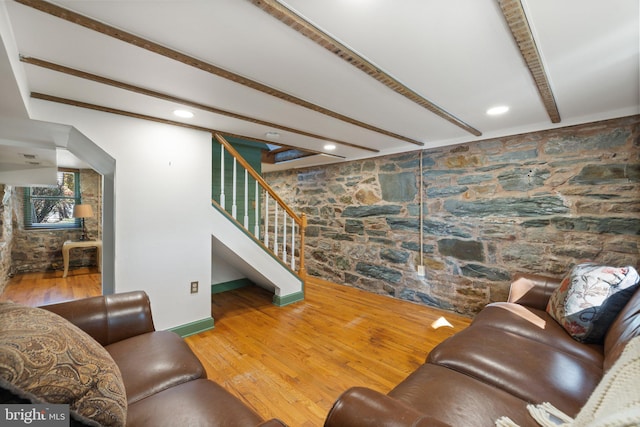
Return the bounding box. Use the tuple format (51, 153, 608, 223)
(508, 273, 562, 310)
(324, 387, 451, 427)
(41, 291, 155, 346)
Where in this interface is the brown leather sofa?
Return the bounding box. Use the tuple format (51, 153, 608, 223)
(27, 291, 284, 427)
(324, 273, 640, 427)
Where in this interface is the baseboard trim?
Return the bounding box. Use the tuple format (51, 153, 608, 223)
(211, 278, 253, 294)
(168, 317, 214, 338)
(273, 291, 304, 307)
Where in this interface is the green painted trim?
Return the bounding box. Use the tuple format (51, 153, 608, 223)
(168, 317, 214, 338)
(211, 278, 253, 294)
(273, 291, 304, 307)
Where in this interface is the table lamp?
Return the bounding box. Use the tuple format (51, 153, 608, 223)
(73, 204, 94, 241)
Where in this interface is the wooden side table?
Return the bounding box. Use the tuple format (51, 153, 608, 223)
(62, 240, 102, 278)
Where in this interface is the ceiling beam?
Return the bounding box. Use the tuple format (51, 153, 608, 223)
(29, 92, 347, 159)
(498, 0, 561, 123)
(20, 56, 378, 154)
(16, 0, 423, 146)
(250, 0, 482, 137)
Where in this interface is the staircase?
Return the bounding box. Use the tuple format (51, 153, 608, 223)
(210, 134, 306, 306)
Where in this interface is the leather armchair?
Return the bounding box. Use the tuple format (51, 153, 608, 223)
(43, 291, 287, 427)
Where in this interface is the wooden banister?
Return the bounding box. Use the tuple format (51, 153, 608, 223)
(213, 133, 306, 278)
(214, 134, 302, 223)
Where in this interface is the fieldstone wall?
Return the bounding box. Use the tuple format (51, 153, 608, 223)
(265, 116, 640, 316)
(0, 185, 16, 293)
(11, 169, 102, 274)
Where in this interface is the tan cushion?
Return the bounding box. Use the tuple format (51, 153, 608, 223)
(0, 301, 127, 426)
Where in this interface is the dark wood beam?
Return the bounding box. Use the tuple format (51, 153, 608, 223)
(29, 92, 347, 159)
(250, 0, 482, 137)
(20, 56, 377, 153)
(16, 0, 423, 146)
(498, 0, 561, 123)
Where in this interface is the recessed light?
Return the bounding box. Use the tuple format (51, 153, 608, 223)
(324, 144, 336, 151)
(265, 131, 280, 139)
(486, 106, 509, 116)
(173, 109, 194, 118)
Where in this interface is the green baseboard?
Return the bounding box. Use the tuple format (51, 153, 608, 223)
(273, 291, 304, 307)
(168, 317, 214, 338)
(211, 278, 253, 294)
(212, 278, 304, 307)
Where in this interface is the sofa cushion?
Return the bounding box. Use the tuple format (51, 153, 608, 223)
(126, 379, 265, 427)
(546, 263, 640, 343)
(472, 302, 604, 366)
(0, 301, 127, 426)
(388, 364, 539, 427)
(427, 325, 602, 416)
(105, 330, 205, 404)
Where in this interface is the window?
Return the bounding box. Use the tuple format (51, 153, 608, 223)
(24, 170, 81, 229)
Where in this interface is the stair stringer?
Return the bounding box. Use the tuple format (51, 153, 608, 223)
(209, 205, 304, 305)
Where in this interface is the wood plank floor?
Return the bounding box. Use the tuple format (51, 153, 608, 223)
(0, 267, 101, 306)
(1, 272, 471, 426)
(187, 277, 471, 426)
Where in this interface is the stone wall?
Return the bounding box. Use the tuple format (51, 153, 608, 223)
(265, 116, 640, 316)
(11, 169, 102, 274)
(0, 185, 16, 293)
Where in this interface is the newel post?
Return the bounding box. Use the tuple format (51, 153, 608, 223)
(298, 213, 307, 279)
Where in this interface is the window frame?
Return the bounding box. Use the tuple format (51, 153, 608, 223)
(23, 169, 82, 230)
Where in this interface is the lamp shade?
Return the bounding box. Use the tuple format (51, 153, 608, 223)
(73, 204, 94, 218)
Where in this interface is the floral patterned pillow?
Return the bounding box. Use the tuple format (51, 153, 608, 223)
(546, 263, 640, 343)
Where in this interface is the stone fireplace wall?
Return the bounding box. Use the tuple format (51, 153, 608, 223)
(265, 115, 640, 316)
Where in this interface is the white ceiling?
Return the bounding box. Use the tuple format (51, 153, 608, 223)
(1, 0, 638, 172)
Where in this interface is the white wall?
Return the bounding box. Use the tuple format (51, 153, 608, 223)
(211, 235, 245, 284)
(209, 207, 302, 298)
(30, 100, 213, 331)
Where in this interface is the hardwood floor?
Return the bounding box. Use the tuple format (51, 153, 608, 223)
(1, 272, 471, 426)
(0, 267, 101, 306)
(187, 277, 471, 426)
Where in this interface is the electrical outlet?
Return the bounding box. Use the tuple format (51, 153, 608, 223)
(190, 281, 199, 294)
(417, 265, 425, 277)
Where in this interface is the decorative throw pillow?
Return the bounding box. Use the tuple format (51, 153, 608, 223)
(0, 301, 127, 427)
(546, 263, 640, 343)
